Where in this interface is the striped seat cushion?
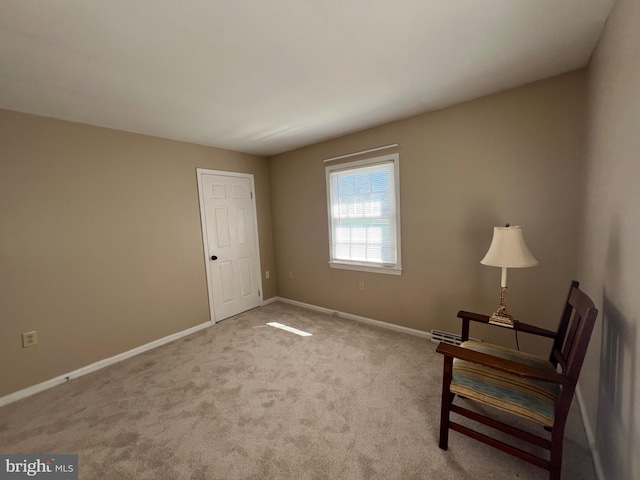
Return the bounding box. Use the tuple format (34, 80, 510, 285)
(451, 341, 560, 427)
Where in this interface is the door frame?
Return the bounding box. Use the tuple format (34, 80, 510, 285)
(196, 168, 264, 323)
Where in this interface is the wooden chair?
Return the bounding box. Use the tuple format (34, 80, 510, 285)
(436, 280, 598, 480)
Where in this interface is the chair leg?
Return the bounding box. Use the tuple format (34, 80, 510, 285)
(439, 356, 454, 450)
(549, 426, 564, 480)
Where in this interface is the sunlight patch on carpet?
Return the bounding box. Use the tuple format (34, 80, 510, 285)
(266, 322, 312, 337)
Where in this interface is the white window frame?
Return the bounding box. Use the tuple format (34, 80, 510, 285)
(325, 153, 402, 275)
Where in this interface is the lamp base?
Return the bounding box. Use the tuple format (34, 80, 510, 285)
(489, 310, 515, 328)
(488, 286, 515, 328)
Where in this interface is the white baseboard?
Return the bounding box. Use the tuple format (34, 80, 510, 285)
(261, 296, 280, 306)
(2, 299, 425, 407)
(0, 321, 213, 408)
(274, 296, 432, 340)
(575, 385, 605, 480)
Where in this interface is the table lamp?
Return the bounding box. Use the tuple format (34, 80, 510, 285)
(481, 224, 539, 327)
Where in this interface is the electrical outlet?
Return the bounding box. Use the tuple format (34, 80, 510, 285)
(359, 280, 365, 291)
(265, 270, 270, 279)
(288, 271, 294, 279)
(22, 331, 38, 348)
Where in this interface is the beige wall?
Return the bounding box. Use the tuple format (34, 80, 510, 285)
(269, 70, 587, 356)
(0, 109, 275, 397)
(580, 0, 640, 477)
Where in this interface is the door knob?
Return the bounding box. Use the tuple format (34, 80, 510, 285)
(210, 255, 218, 261)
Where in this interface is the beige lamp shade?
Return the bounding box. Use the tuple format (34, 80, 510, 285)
(481, 225, 539, 268)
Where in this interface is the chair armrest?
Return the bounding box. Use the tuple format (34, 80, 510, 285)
(458, 310, 491, 324)
(457, 310, 557, 339)
(436, 342, 571, 386)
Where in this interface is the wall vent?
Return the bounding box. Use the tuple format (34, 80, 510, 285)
(430, 329, 480, 346)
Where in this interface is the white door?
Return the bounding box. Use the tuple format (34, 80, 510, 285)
(197, 170, 262, 322)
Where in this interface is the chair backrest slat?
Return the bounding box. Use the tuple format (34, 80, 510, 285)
(553, 349, 567, 371)
(549, 280, 580, 367)
(561, 310, 581, 366)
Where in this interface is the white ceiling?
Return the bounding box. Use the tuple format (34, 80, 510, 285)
(0, 1, 613, 156)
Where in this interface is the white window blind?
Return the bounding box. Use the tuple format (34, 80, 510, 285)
(326, 154, 401, 275)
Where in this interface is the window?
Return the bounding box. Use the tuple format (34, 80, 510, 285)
(326, 153, 401, 275)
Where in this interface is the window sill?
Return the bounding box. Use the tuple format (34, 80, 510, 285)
(329, 261, 402, 276)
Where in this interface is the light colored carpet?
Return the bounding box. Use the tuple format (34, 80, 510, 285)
(0, 302, 597, 480)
